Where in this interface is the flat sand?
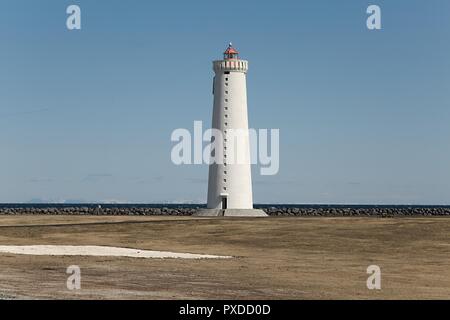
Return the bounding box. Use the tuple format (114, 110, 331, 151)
(0, 215, 449, 299)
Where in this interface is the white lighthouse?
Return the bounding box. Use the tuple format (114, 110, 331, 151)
(197, 44, 267, 217)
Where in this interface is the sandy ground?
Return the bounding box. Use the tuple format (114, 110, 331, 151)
(0, 215, 449, 300)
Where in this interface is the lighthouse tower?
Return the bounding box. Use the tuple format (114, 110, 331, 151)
(197, 44, 267, 217)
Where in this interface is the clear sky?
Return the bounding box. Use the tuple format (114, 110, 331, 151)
(1, 0, 449, 204)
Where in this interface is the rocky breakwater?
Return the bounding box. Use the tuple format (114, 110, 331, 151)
(263, 206, 450, 217)
(0, 207, 198, 216)
(0, 206, 450, 216)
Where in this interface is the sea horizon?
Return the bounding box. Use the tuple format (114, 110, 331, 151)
(2, 203, 450, 209)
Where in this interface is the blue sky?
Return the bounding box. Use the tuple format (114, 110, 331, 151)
(0, 0, 449, 204)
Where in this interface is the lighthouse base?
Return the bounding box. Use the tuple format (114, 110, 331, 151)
(194, 209, 268, 217)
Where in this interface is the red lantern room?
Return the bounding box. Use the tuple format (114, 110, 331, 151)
(224, 43, 239, 60)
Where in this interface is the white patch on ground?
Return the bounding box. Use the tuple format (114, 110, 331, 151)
(0, 245, 232, 259)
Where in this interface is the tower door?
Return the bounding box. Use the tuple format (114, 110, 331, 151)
(221, 196, 228, 210)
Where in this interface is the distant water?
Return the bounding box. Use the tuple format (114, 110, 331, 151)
(1, 204, 450, 209)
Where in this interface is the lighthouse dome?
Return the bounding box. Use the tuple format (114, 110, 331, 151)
(223, 43, 239, 60)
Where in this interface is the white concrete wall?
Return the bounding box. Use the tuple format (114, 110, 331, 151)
(207, 59, 254, 210)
